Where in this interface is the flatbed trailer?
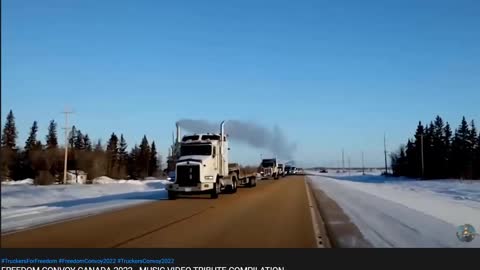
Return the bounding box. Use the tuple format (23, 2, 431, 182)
(228, 163, 258, 187)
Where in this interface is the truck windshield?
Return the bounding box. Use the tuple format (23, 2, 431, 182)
(262, 162, 274, 167)
(180, 144, 212, 156)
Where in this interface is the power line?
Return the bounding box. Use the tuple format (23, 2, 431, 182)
(362, 151, 365, 175)
(384, 133, 388, 176)
(62, 108, 74, 184)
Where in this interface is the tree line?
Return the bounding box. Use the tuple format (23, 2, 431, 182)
(1, 110, 161, 184)
(390, 116, 479, 180)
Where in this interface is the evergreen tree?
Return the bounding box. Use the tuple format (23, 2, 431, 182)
(69, 126, 77, 149)
(451, 117, 471, 178)
(20, 121, 41, 180)
(413, 121, 425, 178)
(476, 132, 480, 179)
(128, 145, 140, 179)
(119, 135, 128, 162)
(148, 141, 159, 177)
(2, 110, 18, 149)
(138, 136, 151, 179)
(118, 134, 128, 178)
(405, 139, 416, 177)
(74, 130, 85, 150)
(391, 145, 407, 176)
(83, 134, 92, 151)
(469, 120, 477, 151)
(95, 139, 103, 152)
(106, 133, 119, 177)
(468, 120, 477, 179)
(25, 121, 39, 152)
(444, 122, 453, 177)
(46, 120, 58, 149)
(431, 116, 446, 178)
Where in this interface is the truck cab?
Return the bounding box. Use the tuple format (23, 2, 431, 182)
(278, 164, 286, 177)
(166, 121, 247, 199)
(260, 158, 279, 180)
(166, 133, 228, 199)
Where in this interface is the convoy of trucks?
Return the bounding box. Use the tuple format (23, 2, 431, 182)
(165, 121, 298, 199)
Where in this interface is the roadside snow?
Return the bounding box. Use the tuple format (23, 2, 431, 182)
(2, 179, 34, 185)
(1, 178, 170, 233)
(308, 172, 480, 247)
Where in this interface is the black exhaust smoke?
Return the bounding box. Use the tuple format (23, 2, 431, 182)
(176, 119, 296, 159)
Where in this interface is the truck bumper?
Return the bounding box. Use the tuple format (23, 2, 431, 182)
(166, 183, 214, 193)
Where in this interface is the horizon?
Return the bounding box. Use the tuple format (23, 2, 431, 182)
(2, 0, 479, 168)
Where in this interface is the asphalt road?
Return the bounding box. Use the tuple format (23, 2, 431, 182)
(1, 176, 318, 248)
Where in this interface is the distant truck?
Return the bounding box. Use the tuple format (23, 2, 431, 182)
(285, 165, 298, 175)
(260, 158, 279, 180)
(166, 121, 257, 200)
(285, 165, 291, 175)
(278, 163, 286, 177)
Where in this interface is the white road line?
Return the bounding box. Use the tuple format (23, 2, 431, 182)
(304, 178, 329, 248)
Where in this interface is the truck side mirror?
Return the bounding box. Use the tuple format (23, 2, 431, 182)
(228, 148, 231, 150)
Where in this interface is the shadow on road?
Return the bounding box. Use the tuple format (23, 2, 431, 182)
(31, 190, 167, 208)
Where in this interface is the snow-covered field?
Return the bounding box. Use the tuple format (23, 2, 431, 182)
(308, 171, 480, 247)
(1, 177, 169, 233)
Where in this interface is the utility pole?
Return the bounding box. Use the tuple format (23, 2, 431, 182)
(342, 149, 345, 173)
(62, 108, 74, 184)
(348, 157, 351, 176)
(420, 134, 425, 179)
(362, 151, 365, 175)
(384, 133, 388, 176)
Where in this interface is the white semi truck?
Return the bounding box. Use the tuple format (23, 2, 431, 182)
(260, 158, 280, 180)
(166, 121, 257, 200)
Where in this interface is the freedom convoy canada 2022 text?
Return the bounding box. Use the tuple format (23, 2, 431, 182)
(1, 267, 286, 270)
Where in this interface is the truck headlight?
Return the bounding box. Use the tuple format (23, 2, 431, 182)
(204, 176, 214, 180)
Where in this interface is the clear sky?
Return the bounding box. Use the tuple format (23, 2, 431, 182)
(2, 0, 479, 168)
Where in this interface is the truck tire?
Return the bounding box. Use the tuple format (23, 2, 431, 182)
(211, 183, 219, 199)
(228, 177, 237, 194)
(232, 178, 238, 193)
(249, 177, 256, 187)
(168, 191, 177, 200)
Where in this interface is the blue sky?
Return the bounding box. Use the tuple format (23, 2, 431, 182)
(2, 0, 479, 168)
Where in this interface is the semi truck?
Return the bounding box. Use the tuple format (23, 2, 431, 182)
(166, 121, 257, 200)
(260, 158, 279, 180)
(278, 163, 286, 177)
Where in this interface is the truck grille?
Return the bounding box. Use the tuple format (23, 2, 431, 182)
(176, 165, 200, 187)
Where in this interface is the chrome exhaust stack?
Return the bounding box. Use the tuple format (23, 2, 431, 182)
(176, 122, 181, 143)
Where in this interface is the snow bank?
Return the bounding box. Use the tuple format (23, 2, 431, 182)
(93, 176, 116, 184)
(1, 179, 168, 233)
(2, 179, 34, 185)
(308, 172, 480, 247)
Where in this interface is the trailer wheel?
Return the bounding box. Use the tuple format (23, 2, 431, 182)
(249, 177, 257, 187)
(168, 191, 177, 200)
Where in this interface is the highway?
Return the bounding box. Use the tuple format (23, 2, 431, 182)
(1, 176, 324, 248)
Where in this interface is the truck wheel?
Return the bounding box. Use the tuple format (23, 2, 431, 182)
(249, 177, 256, 187)
(211, 183, 219, 199)
(231, 177, 238, 193)
(168, 191, 177, 200)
